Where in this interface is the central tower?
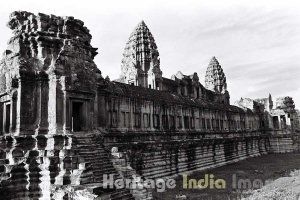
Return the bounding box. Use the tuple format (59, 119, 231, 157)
(120, 21, 162, 89)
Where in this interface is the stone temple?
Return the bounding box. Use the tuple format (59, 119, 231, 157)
(0, 11, 299, 200)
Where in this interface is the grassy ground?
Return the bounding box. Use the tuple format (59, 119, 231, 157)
(151, 153, 300, 200)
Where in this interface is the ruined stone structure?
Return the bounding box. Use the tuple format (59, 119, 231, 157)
(0, 11, 299, 200)
(236, 95, 300, 153)
(236, 95, 299, 132)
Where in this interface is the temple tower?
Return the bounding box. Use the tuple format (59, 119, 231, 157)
(120, 21, 162, 89)
(205, 57, 228, 94)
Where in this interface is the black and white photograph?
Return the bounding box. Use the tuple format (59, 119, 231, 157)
(0, 0, 299, 199)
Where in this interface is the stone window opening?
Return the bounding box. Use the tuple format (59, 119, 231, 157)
(162, 115, 168, 129)
(143, 113, 150, 128)
(225, 120, 229, 130)
(153, 114, 160, 129)
(0, 96, 17, 134)
(202, 118, 206, 130)
(191, 117, 195, 129)
(216, 119, 220, 130)
(111, 111, 118, 127)
(121, 112, 126, 127)
(125, 112, 130, 128)
(261, 121, 265, 128)
(149, 84, 151, 89)
(134, 113, 141, 128)
(184, 116, 189, 129)
(177, 116, 182, 129)
(169, 115, 175, 129)
(206, 119, 211, 130)
(196, 118, 200, 129)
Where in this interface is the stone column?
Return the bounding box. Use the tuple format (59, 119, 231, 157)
(40, 80, 49, 134)
(48, 75, 57, 135)
(55, 76, 66, 134)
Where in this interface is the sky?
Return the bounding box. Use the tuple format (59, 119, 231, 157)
(0, 0, 299, 109)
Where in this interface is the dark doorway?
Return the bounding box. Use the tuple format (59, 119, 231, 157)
(72, 102, 84, 132)
(4, 104, 10, 133)
(273, 116, 279, 129)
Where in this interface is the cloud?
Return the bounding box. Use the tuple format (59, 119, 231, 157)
(0, 0, 299, 108)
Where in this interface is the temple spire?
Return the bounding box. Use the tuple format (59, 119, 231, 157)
(119, 21, 162, 89)
(205, 57, 227, 94)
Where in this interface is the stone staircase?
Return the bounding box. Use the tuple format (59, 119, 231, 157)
(72, 132, 135, 200)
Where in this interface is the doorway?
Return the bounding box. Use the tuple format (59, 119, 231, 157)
(72, 102, 84, 132)
(4, 104, 10, 133)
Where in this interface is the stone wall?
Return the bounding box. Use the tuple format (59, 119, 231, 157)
(103, 131, 269, 180)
